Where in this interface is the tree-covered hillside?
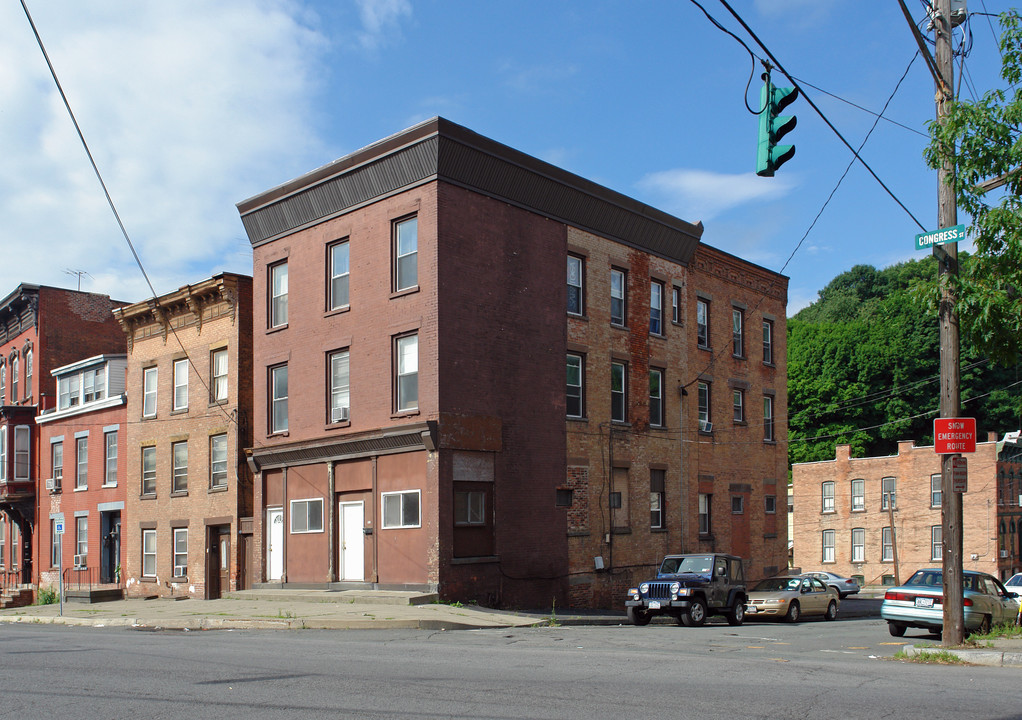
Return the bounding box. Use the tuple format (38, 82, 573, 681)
(788, 257, 1022, 465)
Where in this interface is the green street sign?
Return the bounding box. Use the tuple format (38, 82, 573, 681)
(915, 224, 966, 250)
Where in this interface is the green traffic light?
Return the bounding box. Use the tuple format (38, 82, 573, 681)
(757, 81, 798, 177)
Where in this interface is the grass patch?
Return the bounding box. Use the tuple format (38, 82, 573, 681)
(893, 648, 968, 664)
(968, 622, 1022, 643)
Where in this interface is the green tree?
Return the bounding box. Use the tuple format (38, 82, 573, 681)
(923, 10, 1022, 365)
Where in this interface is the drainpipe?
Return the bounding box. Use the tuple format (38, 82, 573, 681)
(679, 386, 687, 553)
(282, 466, 288, 585)
(371, 456, 379, 585)
(327, 461, 336, 584)
(607, 426, 614, 572)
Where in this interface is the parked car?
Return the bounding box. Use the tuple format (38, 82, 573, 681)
(746, 575, 839, 622)
(1004, 573, 1022, 592)
(806, 571, 861, 598)
(625, 553, 747, 627)
(881, 568, 1020, 637)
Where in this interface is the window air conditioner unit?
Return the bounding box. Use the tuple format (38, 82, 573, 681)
(45, 477, 54, 491)
(73, 554, 86, 568)
(331, 406, 349, 423)
(174, 565, 187, 577)
(699, 420, 713, 433)
(1000, 550, 1009, 559)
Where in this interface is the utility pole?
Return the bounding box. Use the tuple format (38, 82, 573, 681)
(933, 0, 965, 646)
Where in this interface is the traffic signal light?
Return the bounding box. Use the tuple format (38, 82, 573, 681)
(757, 77, 798, 177)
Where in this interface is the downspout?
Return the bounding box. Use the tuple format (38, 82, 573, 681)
(679, 386, 687, 553)
(281, 466, 288, 585)
(371, 456, 379, 585)
(327, 461, 336, 583)
(607, 425, 614, 572)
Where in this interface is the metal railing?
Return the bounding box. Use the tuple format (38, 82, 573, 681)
(62, 565, 96, 594)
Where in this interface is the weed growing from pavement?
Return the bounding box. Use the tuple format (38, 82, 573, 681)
(36, 588, 58, 605)
(893, 648, 968, 664)
(968, 622, 1022, 643)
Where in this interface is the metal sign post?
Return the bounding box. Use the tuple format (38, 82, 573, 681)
(55, 521, 64, 617)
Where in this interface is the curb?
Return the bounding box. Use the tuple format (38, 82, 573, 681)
(904, 643, 1022, 667)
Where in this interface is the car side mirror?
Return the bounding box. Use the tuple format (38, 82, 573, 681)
(1010, 591, 1019, 599)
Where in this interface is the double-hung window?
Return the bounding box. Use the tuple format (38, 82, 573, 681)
(882, 527, 894, 561)
(851, 478, 865, 511)
(52, 441, 63, 489)
(567, 255, 583, 315)
(822, 530, 835, 563)
(881, 477, 896, 511)
(697, 382, 711, 432)
(931, 473, 942, 507)
(173, 359, 188, 411)
(10, 355, 17, 402)
(142, 529, 156, 576)
(763, 320, 774, 364)
(732, 308, 744, 357)
(696, 298, 709, 348)
(733, 389, 745, 423)
(329, 240, 350, 310)
(395, 334, 418, 412)
(210, 434, 228, 488)
(650, 469, 666, 529)
(270, 364, 289, 434)
(382, 490, 421, 529)
(931, 525, 943, 561)
(75, 436, 88, 490)
(649, 369, 663, 427)
(610, 269, 626, 326)
(270, 261, 288, 328)
(610, 362, 626, 423)
(173, 528, 188, 577)
(650, 281, 664, 335)
(83, 366, 105, 403)
(211, 349, 228, 403)
(24, 349, 32, 399)
(566, 354, 584, 419)
(851, 528, 865, 563)
(172, 441, 188, 493)
(394, 216, 418, 291)
(142, 367, 158, 418)
(1, 362, 5, 403)
(14, 426, 29, 481)
(76, 516, 88, 560)
(672, 287, 680, 324)
(141, 446, 156, 495)
(698, 493, 711, 535)
(763, 395, 775, 441)
(104, 431, 117, 486)
(329, 350, 350, 423)
(822, 481, 835, 513)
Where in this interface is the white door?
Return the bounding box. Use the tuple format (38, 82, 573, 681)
(267, 508, 284, 581)
(339, 502, 365, 581)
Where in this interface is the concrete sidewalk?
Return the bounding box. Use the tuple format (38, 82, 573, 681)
(0, 589, 618, 631)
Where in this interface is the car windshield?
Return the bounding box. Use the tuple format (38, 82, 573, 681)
(660, 556, 713, 575)
(755, 577, 801, 592)
(1009, 574, 1022, 585)
(904, 570, 978, 591)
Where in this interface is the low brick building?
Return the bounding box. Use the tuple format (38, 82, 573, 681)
(791, 434, 1022, 586)
(237, 118, 788, 608)
(114, 273, 253, 598)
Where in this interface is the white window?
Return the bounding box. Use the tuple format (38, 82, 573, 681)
(52, 441, 64, 487)
(931, 473, 942, 508)
(75, 436, 88, 490)
(329, 350, 350, 423)
(211, 349, 228, 403)
(270, 261, 289, 327)
(0, 427, 6, 482)
(290, 498, 324, 533)
(83, 366, 105, 403)
(698, 493, 711, 535)
(696, 298, 709, 348)
(142, 529, 156, 576)
(822, 529, 835, 563)
(610, 269, 626, 326)
(24, 349, 32, 399)
(172, 441, 188, 493)
(567, 256, 583, 315)
(733, 389, 745, 423)
(210, 434, 228, 488)
(382, 490, 421, 529)
(610, 362, 626, 423)
(732, 308, 744, 356)
(851, 478, 865, 511)
(394, 216, 418, 291)
(822, 481, 835, 513)
(14, 426, 30, 481)
(0, 363, 5, 403)
(763, 395, 775, 441)
(142, 367, 158, 418)
(566, 354, 583, 419)
(650, 281, 664, 335)
(697, 381, 711, 432)
(763, 320, 774, 364)
(454, 491, 486, 525)
(882, 527, 893, 562)
(649, 369, 663, 427)
(271, 364, 288, 434)
(76, 516, 88, 559)
(173, 528, 188, 577)
(396, 335, 418, 412)
(173, 359, 188, 411)
(931, 525, 943, 561)
(881, 477, 897, 510)
(672, 287, 680, 324)
(141, 446, 156, 495)
(851, 528, 865, 563)
(104, 432, 117, 486)
(329, 240, 350, 310)
(10, 355, 18, 402)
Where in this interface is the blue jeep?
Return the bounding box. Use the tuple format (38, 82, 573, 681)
(625, 553, 747, 626)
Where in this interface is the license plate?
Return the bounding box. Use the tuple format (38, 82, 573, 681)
(746, 606, 758, 614)
(915, 597, 934, 608)
(648, 601, 661, 610)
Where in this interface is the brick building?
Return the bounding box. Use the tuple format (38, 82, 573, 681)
(113, 273, 254, 599)
(0, 284, 125, 593)
(791, 434, 1022, 586)
(237, 117, 788, 608)
(35, 354, 127, 597)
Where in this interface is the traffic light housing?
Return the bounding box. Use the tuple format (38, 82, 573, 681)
(757, 78, 798, 177)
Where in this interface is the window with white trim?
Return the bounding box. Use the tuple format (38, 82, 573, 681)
(10, 355, 17, 403)
(697, 381, 711, 432)
(211, 349, 228, 403)
(610, 362, 626, 423)
(173, 359, 189, 411)
(732, 308, 744, 357)
(696, 298, 709, 348)
(24, 348, 32, 399)
(567, 255, 583, 316)
(142, 366, 158, 418)
(395, 334, 418, 412)
(0, 427, 6, 482)
(75, 516, 88, 560)
(50, 519, 59, 567)
(650, 280, 664, 335)
(173, 528, 188, 577)
(270, 364, 288, 433)
(52, 440, 63, 488)
(882, 526, 893, 561)
(172, 441, 188, 493)
(822, 481, 835, 513)
(270, 261, 289, 327)
(931, 525, 942, 561)
(141, 446, 156, 495)
(329, 239, 350, 310)
(566, 353, 583, 419)
(763, 395, 775, 441)
(290, 498, 324, 533)
(851, 478, 865, 511)
(672, 286, 680, 324)
(698, 493, 711, 535)
(142, 529, 156, 577)
(75, 436, 88, 490)
(733, 389, 744, 423)
(649, 369, 663, 427)
(14, 426, 29, 481)
(650, 469, 666, 529)
(763, 319, 774, 364)
(104, 431, 117, 486)
(210, 434, 228, 488)
(851, 527, 865, 563)
(382, 490, 421, 529)
(931, 473, 942, 508)
(822, 529, 835, 563)
(610, 268, 626, 326)
(881, 477, 896, 510)
(394, 216, 418, 291)
(329, 350, 350, 423)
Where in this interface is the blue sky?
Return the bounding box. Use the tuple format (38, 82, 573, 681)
(1, 1, 1012, 312)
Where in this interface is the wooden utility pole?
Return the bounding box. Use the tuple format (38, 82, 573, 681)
(887, 502, 901, 586)
(933, 0, 965, 646)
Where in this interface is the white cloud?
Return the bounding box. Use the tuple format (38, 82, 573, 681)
(637, 168, 795, 223)
(355, 0, 412, 50)
(0, 1, 328, 301)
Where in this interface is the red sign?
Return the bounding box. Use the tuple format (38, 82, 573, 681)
(951, 456, 968, 493)
(934, 417, 977, 454)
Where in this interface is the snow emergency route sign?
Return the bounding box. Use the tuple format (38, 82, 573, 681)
(934, 417, 977, 454)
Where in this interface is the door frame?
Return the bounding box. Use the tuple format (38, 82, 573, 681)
(266, 507, 284, 582)
(338, 501, 365, 582)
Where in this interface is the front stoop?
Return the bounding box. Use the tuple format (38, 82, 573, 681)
(0, 585, 34, 609)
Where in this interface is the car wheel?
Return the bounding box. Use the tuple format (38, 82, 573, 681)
(726, 600, 745, 626)
(785, 600, 800, 623)
(824, 600, 837, 621)
(683, 598, 707, 627)
(888, 622, 906, 637)
(626, 606, 652, 626)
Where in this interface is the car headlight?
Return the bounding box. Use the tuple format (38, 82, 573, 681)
(676, 588, 691, 596)
(627, 588, 639, 599)
(670, 582, 681, 594)
(639, 583, 649, 594)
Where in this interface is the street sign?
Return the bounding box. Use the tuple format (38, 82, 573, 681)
(915, 224, 966, 250)
(951, 456, 968, 493)
(54, 521, 64, 535)
(934, 417, 977, 454)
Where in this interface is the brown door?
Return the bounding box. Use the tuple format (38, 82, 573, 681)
(206, 526, 230, 599)
(219, 531, 231, 595)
